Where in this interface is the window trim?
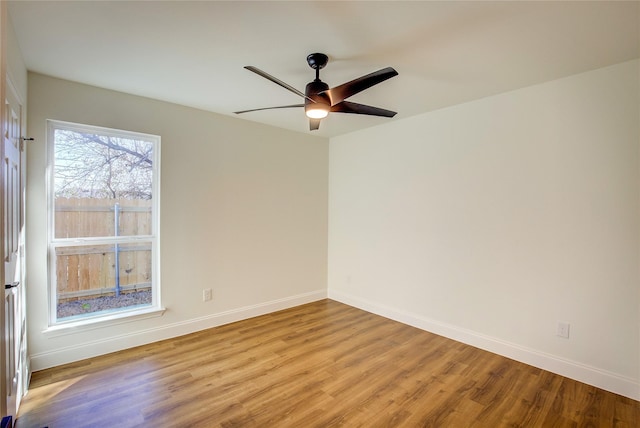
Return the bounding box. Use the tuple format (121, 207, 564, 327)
(46, 119, 162, 328)
(42, 306, 166, 337)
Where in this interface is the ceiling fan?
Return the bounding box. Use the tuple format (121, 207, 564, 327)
(234, 53, 398, 131)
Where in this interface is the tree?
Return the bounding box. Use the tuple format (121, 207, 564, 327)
(54, 129, 153, 199)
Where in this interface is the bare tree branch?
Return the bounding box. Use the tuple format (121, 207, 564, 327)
(54, 129, 154, 200)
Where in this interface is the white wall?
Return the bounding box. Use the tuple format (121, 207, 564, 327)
(6, 15, 26, 100)
(328, 60, 640, 399)
(26, 73, 328, 369)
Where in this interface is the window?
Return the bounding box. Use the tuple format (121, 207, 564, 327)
(47, 120, 161, 326)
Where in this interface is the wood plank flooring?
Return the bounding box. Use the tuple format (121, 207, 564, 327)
(16, 300, 639, 427)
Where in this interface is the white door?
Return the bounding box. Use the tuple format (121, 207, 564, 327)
(3, 79, 26, 421)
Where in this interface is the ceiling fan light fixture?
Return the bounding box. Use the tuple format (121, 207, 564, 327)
(305, 103, 330, 119)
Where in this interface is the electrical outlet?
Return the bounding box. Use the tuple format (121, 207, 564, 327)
(557, 321, 570, 339)
(203, 288, 213, 302)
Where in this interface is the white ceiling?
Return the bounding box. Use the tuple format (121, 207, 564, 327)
(8, 1, 640, 138)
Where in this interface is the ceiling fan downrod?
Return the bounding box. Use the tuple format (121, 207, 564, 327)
(306, 53, 328, 81)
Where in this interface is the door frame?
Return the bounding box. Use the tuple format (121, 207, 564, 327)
(0, 0, 9, 420)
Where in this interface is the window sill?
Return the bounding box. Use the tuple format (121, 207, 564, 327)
(43, 306, 166, 338)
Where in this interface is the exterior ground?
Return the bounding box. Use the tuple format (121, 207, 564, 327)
(57, 290, 152, 318)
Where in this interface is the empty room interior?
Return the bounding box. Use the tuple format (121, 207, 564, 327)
(1, 1, 639, 427)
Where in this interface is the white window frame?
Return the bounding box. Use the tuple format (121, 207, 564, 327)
(46, 120, 162, 329)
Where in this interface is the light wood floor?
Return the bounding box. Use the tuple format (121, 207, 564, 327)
(16, 300, 639, 427)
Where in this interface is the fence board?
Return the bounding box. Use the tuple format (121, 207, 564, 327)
(67, 255, 79, 293)
(88, 253, 101, 291)
(54, 197, 153, 302)
(57, 255, 68, 292)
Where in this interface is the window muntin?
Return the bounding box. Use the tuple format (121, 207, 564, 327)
(47, 120, 160, 326)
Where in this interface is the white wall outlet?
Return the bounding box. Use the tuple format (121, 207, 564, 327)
(557, 321, 570, 339)
(203, 288, 213, 302)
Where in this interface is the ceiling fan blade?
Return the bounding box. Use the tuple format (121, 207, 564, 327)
(331, 101, 397, 117)
(234, 104, 304, 114)
(309, 118, 321, 131)
(244, 66, 315, 102)
(321, 67, 398, 106)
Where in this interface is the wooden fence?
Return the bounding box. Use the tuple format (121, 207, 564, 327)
(55, 198, 152, 302)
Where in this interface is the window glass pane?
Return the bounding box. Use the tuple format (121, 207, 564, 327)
(55, 242, 153, 321)
(53, 128, 154, 239)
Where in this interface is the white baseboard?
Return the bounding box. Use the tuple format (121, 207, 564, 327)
(328, 289, 640, 401)
(30, 289, 327, 371)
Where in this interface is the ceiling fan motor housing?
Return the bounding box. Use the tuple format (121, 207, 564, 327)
(304, 80, 331, 117)
(305, 80, 330, 103)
